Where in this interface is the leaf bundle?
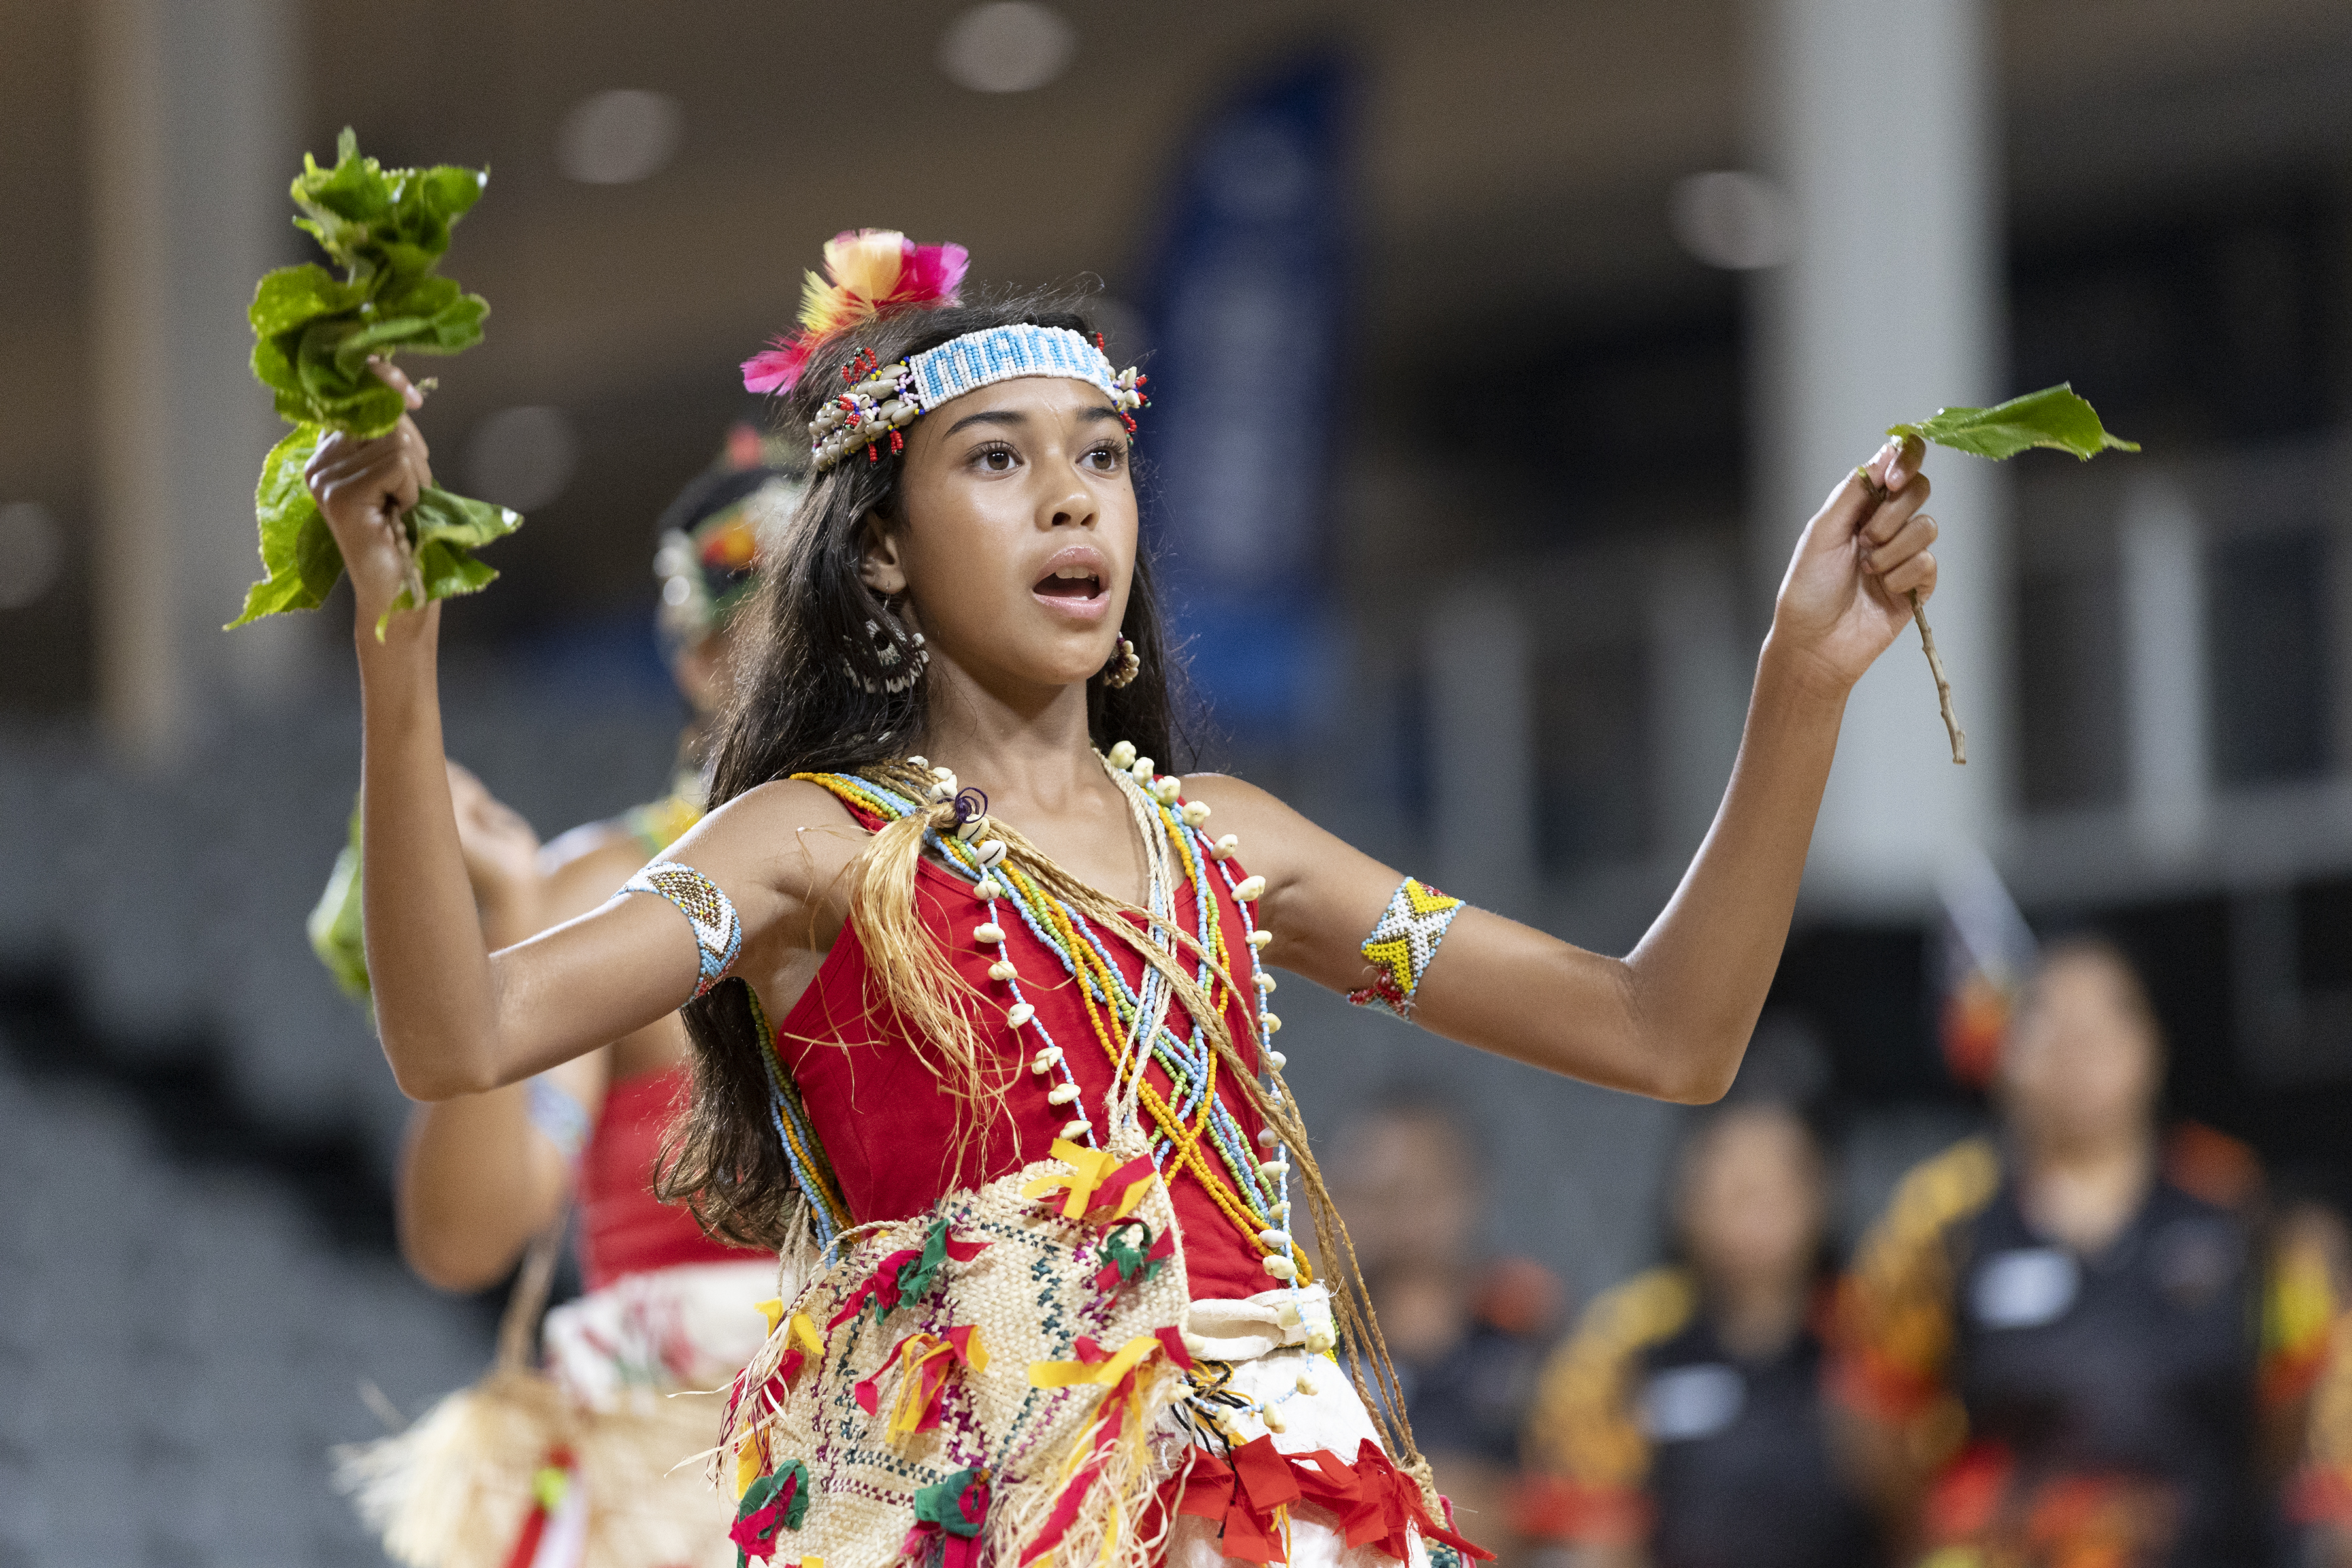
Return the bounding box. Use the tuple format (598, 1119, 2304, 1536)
(229, 129, 520, 631)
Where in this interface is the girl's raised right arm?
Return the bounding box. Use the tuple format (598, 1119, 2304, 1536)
(310, 379, 840, 1099)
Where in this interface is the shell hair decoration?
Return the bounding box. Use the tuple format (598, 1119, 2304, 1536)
(740, 228, 1147, 474)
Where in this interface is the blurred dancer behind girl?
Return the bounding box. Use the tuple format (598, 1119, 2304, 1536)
(1519, 1102, 1878, 1568)
(304, 227, 1942, 1568)
(1833, 937, 2330, 1568)
(338, 446, 804, 1568)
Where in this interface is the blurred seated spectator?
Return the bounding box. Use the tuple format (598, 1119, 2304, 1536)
(1331, 1098, 1567, 1560)
(1517, 1100, 1878, 1568)
(1831, 936, 2332, 1568)
(2274, 1197, 2352, 1561)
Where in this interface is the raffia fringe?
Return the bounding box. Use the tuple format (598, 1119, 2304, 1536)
(990, 1360, 1188, 1568)
(336, 1367, 736, 1568)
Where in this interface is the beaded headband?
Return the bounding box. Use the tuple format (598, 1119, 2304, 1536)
(738, 229, 1147, 474)
(807, 326, 1147, 472)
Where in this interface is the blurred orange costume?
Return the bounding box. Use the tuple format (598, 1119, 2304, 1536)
(1829, 1127, 2331, 1568)
(1518, 1266, 1877, 1568)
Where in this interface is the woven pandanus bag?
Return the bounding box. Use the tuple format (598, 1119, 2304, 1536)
(721, 1135, 1198, 1568)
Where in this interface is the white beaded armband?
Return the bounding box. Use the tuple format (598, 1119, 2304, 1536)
(621, 860, 743, 998)
(1345, 877, 1465, 1020)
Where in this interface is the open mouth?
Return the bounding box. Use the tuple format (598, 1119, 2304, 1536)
(1034, 565, 1105, 601)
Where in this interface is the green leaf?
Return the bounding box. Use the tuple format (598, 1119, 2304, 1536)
(306, 796, 371, 1005)
(370, 271, 463, 327)
(417, 164, 489, 224)
(226, 424, 344, 627)
(412, 485, 524, 552)
(374, 487, 524, 634)
(250, 331, 301, 404)
(249, 263, 364, 338)
(1888, 383, 2140, 462)
(293, 317, 408, 436)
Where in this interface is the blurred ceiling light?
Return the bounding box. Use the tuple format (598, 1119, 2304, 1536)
(557, 89, 685, 185)
(939, 2, 1077, 93)
(465, 406, 580, 514)
(0, 502, 62, 610)
(1669, 171, 1795, 271)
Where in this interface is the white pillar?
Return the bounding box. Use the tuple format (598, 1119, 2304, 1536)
(1647, 551, 1750, 863)
(88, 0, 301, 764)
(1749, 0, 2006, 910)
(2120, 475, 2208, 855)
(1427, 581, 1538, 917)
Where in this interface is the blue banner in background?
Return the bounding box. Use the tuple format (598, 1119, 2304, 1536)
(1139, 56, 1352, 738)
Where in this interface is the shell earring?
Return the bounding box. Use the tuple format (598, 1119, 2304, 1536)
(1101, 636, 1140, 689)
(849, 600, 928, 694)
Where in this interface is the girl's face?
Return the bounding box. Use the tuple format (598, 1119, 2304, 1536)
(867, 375, 1137, 698)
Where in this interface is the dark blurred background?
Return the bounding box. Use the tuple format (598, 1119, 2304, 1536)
(6, 1, 2352, 1562)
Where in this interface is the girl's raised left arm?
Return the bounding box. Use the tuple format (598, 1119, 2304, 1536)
(1191, 436, 1935, 1103)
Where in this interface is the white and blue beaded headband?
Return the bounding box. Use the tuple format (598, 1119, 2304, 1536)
(807, 325, 1148, 473)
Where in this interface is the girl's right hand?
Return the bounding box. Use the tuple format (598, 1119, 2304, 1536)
(304, 358, 434, 634)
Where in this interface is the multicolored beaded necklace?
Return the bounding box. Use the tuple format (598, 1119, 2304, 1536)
(792, 746, 1303, 1286)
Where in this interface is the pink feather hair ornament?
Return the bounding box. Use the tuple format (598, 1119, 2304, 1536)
(741, 229, 970, 396)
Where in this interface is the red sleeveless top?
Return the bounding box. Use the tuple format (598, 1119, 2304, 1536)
(771, 814, 1275, 1303)
(578, 1066, 763, 1290)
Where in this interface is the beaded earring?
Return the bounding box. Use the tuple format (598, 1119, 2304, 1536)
(847, 598, 929, 694)
(1100, 636, 1140, 689)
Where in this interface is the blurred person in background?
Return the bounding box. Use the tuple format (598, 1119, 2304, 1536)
(2266, 1193, 2352, 1561)
(324, 439, 804, 1568)
(1831, 936, 2336, 1568)
(1333, 1100, 1568, 1560)
(1518, 1100, 1878, 1568)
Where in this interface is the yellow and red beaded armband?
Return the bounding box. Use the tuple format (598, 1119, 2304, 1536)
(1347, 877, 1464, 1020)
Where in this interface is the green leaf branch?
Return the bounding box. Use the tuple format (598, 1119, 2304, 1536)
(227, 129, 520, 635)
(1870, 384, 2139, 765)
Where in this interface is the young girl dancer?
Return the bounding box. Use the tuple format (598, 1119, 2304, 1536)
(306, 230, 1938, 1568)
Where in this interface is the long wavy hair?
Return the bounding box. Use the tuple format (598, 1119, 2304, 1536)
(657, 288, 1198, 1252)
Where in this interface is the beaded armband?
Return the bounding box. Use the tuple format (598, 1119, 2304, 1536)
(621, 860, 743, 998)
(1346, 877, 1464, 1020)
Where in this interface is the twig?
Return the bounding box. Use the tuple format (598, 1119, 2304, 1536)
(1910, 587, 1965, 764)
(1859, 467, 1966, 765)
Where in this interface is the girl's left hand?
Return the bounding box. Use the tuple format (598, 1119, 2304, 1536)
(1767, 435, 1938, 694)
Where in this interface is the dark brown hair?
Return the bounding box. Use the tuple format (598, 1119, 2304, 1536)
(657, 287, 1196, 1250)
